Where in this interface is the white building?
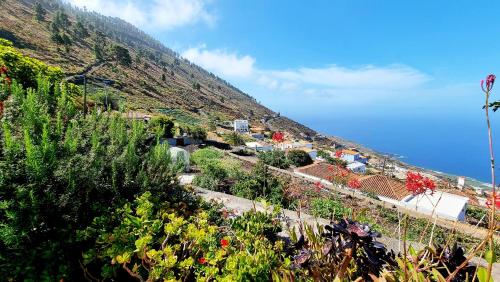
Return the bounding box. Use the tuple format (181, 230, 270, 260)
(276, 141, 313, 150)
(245, 142, 273, 152)
(347, 162, 366, 174)
(401, 191, 469, 221)
(234, 120, 249, 133)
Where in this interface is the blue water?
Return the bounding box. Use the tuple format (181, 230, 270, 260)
(294, 114, 498, 185)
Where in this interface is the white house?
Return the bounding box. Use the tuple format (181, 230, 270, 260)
(401, 191, 469, 221)
(347, 162, 366, 174)
(276, 141, 313, 150)
(245, 142, 273, 152)
(234, 120, 249, 133)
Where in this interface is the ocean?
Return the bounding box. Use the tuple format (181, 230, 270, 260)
(294, 113, 500, 187)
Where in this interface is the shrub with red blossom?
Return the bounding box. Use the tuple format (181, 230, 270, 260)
(485, 193, 500, 209)
(334, 150, 343, 158)
(220, 239, 229, 248)
(347, 178, 361, 189)
(272, 131, 285, 143)
(405, 171, 436, 195)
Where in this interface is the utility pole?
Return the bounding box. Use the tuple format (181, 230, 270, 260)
(83, 75, 87, 118)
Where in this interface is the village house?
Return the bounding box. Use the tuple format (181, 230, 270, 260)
(295, 163, 469, 222)
(347, 162, 366, 174)
(340, 149, 367, 164)
(276, 141, 313, 151)
(245, 141, 273, 152)
(401, 191, 469, 221)
(234, 119, 249, 133)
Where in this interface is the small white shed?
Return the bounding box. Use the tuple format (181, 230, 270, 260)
(401, 191, 469, 221)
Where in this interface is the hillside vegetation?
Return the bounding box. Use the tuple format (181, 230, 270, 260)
(0, 0, 315, 137)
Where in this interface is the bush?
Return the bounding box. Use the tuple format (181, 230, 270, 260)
(258, 150, 290, 169)
(0, 39, 62, 88)
(223, 132, 245, 146)
(287, 149, 313, 167)
(310, 198, 352, 219)
(80, 192, 288, 281)
(0, 75, 184, 279)
(148, 115, 175, 138)
(190, 147, 223, 166)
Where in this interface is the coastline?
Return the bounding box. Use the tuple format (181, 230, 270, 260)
(324, 134, 492, 191)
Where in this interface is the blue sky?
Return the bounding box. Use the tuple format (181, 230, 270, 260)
(66, 0, 499, 121)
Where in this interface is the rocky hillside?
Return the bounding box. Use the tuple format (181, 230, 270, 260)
(0, 0, 315, 137)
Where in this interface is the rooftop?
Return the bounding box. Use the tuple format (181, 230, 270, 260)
(356, 175, 410, 201)
(295, 162, 355, 182)
(342, 149, 360, 156)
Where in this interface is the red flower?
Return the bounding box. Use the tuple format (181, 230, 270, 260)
(272, 131, 285, 143)
(482, 74, 496, 92)
(220, 239, 229, 248)
(334, 150, 343, 158)
(486, 193, 500, 209)
(0, 66, 7, 75)
(314, 181, 323, 192)
(198, 257, 207, 264)
(405, 171, 436, 195)
(348, 179, 361, 189)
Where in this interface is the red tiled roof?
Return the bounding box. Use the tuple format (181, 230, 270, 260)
(296, 162, 354, 181)
(357, 175, 410, 201)
(296, 163, 410, 201)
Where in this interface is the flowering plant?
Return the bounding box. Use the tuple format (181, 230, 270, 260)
(347, 178, 361, 189)
(405, 171, 436, 195)
(272, 131, 285, 143)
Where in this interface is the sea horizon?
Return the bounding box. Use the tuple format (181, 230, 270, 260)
(292, 112, 500, 188)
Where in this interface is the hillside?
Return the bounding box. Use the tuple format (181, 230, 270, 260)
(0, 0, 315, 137)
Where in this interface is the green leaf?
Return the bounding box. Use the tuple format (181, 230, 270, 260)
(484, 248, 496, 264)
(477, 267, 493, 282)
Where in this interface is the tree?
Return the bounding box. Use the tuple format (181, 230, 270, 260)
(52, 10, 71, 30)
(72, 20, 89, 38)
(193, 82, 201, 91)
(112, 45, 132, 67)
(93, 43, 103, 61)
(161, 73, 166, 81)
(287, 149, 313, 167)
(34, 2, 46, 22)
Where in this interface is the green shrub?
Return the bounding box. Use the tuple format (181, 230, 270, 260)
(148, 115, 175, 138)
(258, 150, 290, 169)
(191, 147, 223, 166)
(0, 39, 62, 88)
(287, 149, 313, 167)
(80, 192, 289, 281)
(0, 75, 184, 279)
(310, 198, 352, 219)
(223, 131, 245, 146)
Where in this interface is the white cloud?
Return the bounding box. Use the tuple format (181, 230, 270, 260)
(181, 45, 431, 101)
(182, 45, 255, 78)
(65, 0, 216, 30)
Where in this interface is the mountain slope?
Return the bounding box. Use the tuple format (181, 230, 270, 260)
(0, 0, 316, 137)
